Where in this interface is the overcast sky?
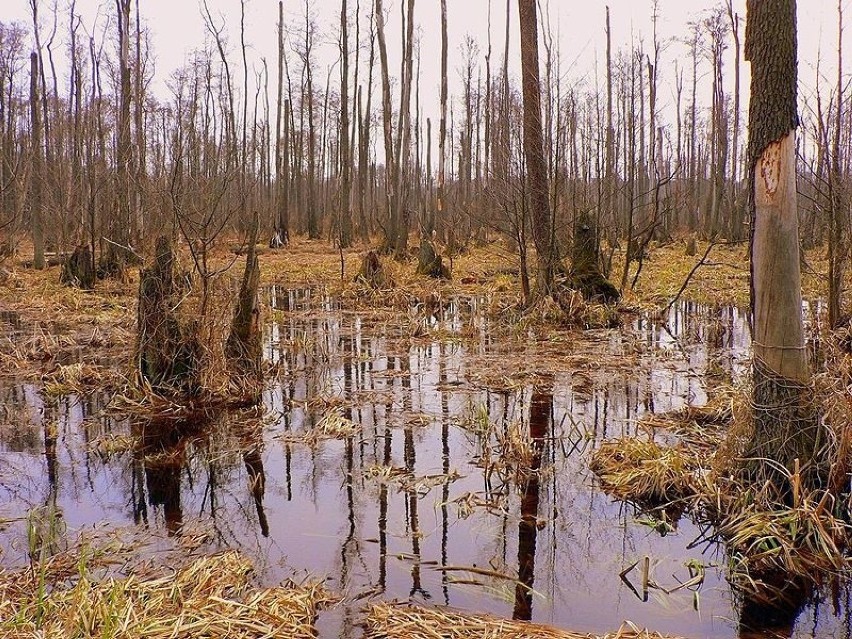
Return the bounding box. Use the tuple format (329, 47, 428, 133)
(0, 1, 848, 132)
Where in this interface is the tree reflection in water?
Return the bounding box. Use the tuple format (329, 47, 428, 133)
(513, 384, 551, 621)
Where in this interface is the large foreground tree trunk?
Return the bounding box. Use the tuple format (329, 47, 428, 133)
(741, 0, 826, 494)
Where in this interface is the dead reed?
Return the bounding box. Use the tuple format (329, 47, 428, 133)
(365, 602, 686, 639)
(590, 438, 703, 505)
(0, 551, 332, 638)
(590, 333, 852, 603)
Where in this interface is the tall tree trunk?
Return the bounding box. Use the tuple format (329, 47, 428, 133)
(604, 6, 615, 249)
(392, 0, 415, 258)
(828, 0, 845, 328)
(338, 0, 352, 248)
(29, 52, 45, 270)
(274, 1, 289, 246)
(374, 0, 396, 252)
(741, 0, 824, 494)
(114, 0, 132, 262)
(435, 0, 448, 241)
(518, 0, 557, 293)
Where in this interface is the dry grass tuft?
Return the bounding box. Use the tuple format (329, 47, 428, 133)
(365, 602, 686, 639)
(590, 438, 703, 505)
(0, 551, 332, 638)
(281, 407, 360, 446)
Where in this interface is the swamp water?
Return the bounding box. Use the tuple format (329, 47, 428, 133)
(0, 289, 844, 638)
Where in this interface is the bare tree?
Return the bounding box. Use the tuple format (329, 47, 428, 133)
(29, 51, 44, 269)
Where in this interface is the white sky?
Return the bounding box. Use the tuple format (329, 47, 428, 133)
(0, 1, 848, 134)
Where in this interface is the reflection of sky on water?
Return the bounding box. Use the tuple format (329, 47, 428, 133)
(0, 290, 829, 638)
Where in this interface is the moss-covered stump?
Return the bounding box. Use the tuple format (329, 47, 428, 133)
(356, 250, 392, 288)
(569, 214, 619, 303)
(416, 240, 451, 279)
(60, 244, 95, 290)
(137, 236, 200, 395)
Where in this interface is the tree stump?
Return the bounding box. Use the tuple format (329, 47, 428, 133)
(269, 230, 285, 249)
(99, 242, 140, 280)
(356, 250, 392, 288)
(137, 236, 200, 395)
(60, 245, 95, 290)
(569, 213, 619, 303)
(225, 246, 262, 403)
(416, 240, 451, 279)
(685, 236, 697, 256)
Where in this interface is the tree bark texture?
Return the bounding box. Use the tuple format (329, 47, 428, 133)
(742, 0, 825, 493)
(137, 236, 200, 395)
(225, 232, 262, 400)
(518, 0, 557, 293)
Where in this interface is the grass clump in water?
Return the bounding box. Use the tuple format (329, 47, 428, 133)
(590, 438, 703, 506)
(590, 369, 852, 606)
(0, 550, 332, 638)
(365, 602, 686, 639)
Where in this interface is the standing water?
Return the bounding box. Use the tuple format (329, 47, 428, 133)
(0, 289, 843, 638)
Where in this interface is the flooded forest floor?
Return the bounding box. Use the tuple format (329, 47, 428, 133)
(0, 238, 847, 639)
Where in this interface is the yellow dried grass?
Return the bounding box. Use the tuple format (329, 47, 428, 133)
(590, 438, 703, 505)
(365, 602, 686, 639)
(0, 551, 332, 638)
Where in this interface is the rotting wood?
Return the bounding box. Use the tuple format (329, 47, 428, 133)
(356, 250, 392, 288)
(225, 228, 262, 402)
(416, 239, 451, 280)
(59, 244, 95, 290)
(137, 235, 200, 395)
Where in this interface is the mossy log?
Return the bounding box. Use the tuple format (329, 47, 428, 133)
(416, 240, 451, 279)
(60, 245, 95, 290)
(137, 236, 200, 395)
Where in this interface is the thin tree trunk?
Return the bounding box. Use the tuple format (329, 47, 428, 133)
(339, 0, 352, 248)
(29, 52, 44, 270)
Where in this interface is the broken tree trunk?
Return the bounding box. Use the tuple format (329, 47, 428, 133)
(60, 245, 95, 290)
(568, 213, 619, 303)
(416, 239, 451, 279)
(137, 236, 200, 395)
(225, 238, 262, 402)
(356, 250, 392, 289)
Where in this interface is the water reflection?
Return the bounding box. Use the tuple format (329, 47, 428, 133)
(513, 384, 550, 621)
(2, 288, 840, 639)
(736, 577, 814, 639)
